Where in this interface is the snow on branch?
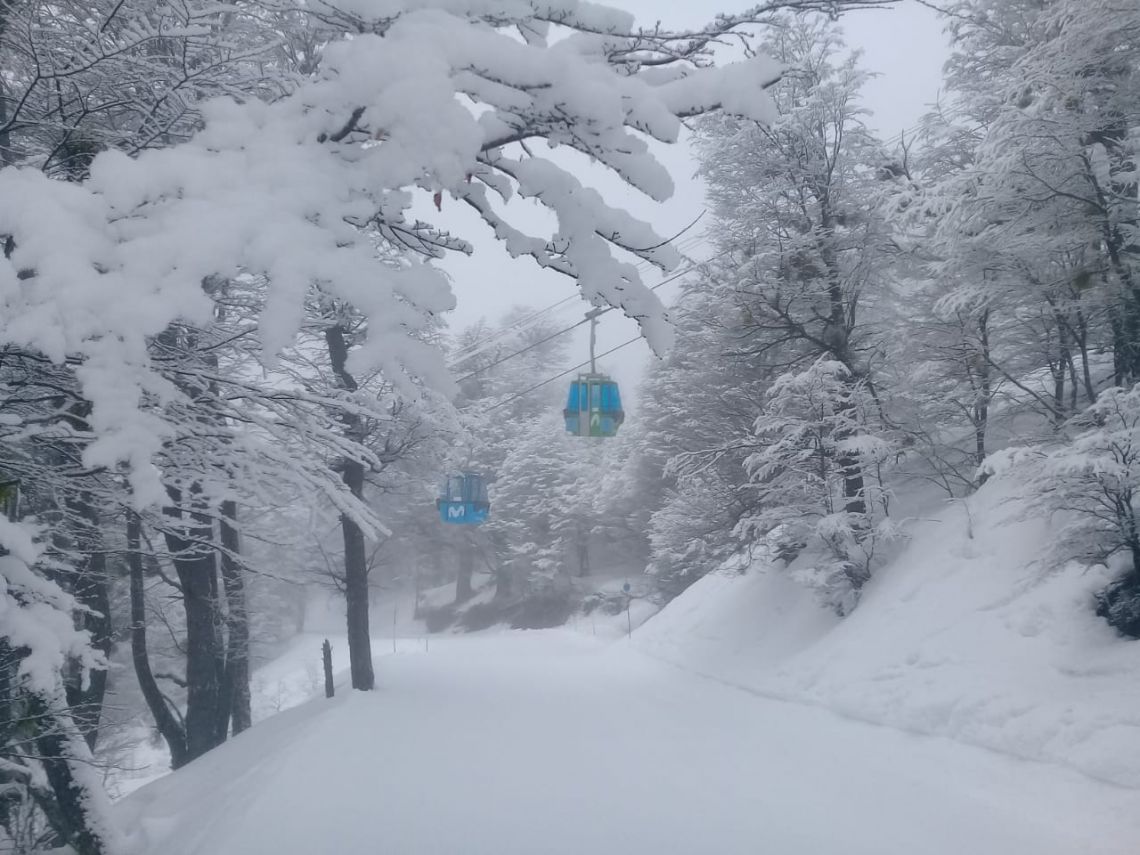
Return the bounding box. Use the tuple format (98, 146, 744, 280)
(0, 0, 804, 504)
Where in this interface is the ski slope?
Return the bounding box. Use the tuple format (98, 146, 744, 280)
(118, 632, 1139, 855)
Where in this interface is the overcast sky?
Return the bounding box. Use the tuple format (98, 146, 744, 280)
(438, 0, 950, 410)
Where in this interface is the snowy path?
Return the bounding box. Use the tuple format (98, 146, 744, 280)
(120, 632, 1140, 855)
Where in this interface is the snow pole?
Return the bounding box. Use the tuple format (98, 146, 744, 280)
(322, 639, 334, 698)
(623, 581, 632, 640)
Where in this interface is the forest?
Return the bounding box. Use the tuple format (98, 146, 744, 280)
(1, 0, 1138, 852)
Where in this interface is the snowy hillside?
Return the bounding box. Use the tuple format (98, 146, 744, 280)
(635, 477, 1140, 788)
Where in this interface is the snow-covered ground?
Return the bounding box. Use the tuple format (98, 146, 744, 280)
(635, 477, 1140, 789)
(117, 630, 1138, 855)
(113, 472, 1140, 854)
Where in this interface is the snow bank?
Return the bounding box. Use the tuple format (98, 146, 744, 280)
(636, 479, 1140, 788)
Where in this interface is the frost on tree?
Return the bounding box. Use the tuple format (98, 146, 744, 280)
(983, 386, 1140, 638)
(0, 1, 799, 507)
(640, 15, 900, 603)
(1, 2, 896, 850)
(740, 358, 896, 614)
(916, 0, 1139, 429)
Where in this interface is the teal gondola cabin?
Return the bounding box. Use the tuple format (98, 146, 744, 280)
(437, 473, 490, 525)
(563, 373, 624, 438)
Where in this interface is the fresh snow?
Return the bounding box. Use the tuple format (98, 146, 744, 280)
(636, 476, 1140, 790)
(0, 3, 783, 514)
(117, 630, 1137, 855)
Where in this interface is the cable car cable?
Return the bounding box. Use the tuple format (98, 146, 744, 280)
(445, 218, 707, 367)
(488, 334, 642, 412)
(454, 315, 591, 384)
(454, 249, 719, 385)
(476, 244, 741, 413)
(446, 294, 579, 364)
(446, 234, 704, 370)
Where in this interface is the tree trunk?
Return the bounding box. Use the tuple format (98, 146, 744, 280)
(322, 639, 335, 699)
(0, 5, 11, 170)
(973, 309, 992, 471)
(62, 491, 111, 751)
(489, 532, 512, 600)
(455, 544, 475, 604)
(128, 514, 188, 769)
(218, 500, 251, 735)
(341, 471, 374, 691)
(576, 532, 590, 577)
(1110, 306, 1126, 387)
(29, 692, 114, 855)
(1065, 348, 1078, 414)
(1049, 309, 1070, 423)
(1050, 357, 1065, 424)
(0, 640, 17, 834)
(835, 396, 866, 517)
(1113, 284, 1140, 385)
(492, 562, 512, 600)
(163, 487, 225, 762)
(324, 323, 374, 692)
(1075, 306, 1097, 405)
(818, 206, 865, 518)
(1091, 141, 1140, 384)
(839, 452, 866, 516)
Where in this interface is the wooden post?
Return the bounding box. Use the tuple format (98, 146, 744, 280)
(322, 639, 334, 699)
(623, 581, 632, 640)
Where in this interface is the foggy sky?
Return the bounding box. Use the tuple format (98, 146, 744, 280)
(438, 0, 949, 411)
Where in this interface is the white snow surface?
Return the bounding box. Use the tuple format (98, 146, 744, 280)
(636, 477, 1140, 790)
(113, 476, 1140, 854)
(118, 630, 1138, 855)
(117, 633, 1140, 852)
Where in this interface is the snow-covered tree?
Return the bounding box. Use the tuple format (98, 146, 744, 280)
(739, 357, 894, 611)
(0, 1, 933, 847)
(635, 272, 772, 595)
(697, 15, 899, 526)
(984, 385, 1140, 636)
(0, 499, 120, 855)
(888, 0, 1140, 638)
(924, 0, 1138, 408)
(0, 0, 286, 173)
(432, 309, 572, 604)
(491, 411, 605, 619)
(640, 15, 897, 600)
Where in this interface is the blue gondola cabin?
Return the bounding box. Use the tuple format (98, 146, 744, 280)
(437, 473, 490, 525)
(564, 373, 624, 438)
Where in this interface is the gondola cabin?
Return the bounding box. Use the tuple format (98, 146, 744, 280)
(437, 472, 490, 525)
(564, 373, 624, 438)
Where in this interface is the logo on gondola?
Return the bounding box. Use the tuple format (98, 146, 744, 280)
(447, 505, 466, 519)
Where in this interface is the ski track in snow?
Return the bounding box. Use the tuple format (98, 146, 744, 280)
(118, 631, 1140, 855)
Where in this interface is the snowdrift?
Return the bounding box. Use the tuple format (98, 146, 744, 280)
(635, 478, 1140, 788)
